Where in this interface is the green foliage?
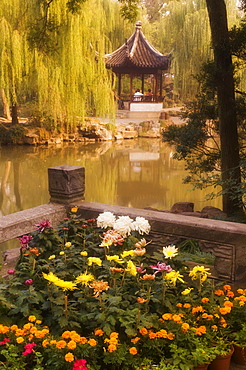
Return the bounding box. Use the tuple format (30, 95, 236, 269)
(177, 239, 215, 265)
(162, 58, 246, 214)
(0, 124, 27, 144)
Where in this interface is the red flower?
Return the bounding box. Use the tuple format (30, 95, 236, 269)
(24, 279, 33, 285)
(0, 338, 10, 345)
(72, 359, 88, 370)
(22, 342, 36, 355)
(35, 220, 53, 232)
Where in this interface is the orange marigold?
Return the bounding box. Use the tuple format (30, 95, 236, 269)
(139, 328, 148, 335)
(56, 340, 67, 349)
(110, 332, 119, 338)
(167, 332, 175, 340)
(80, 337, 87, 344)
(162, 313, 172, 320)
(183, 303, 191, 309)
(16, 337, 24, 344)
(157, 329, 168, 338)
(35, 331, 46, 339)
(65, 352, 74, 362)
(131, 337, 140, 344)
(129, 347, 138, 355)
(108, 344, 117, 352)
(223, 285, 231, 291)
(192, 306, 205, 314)
(70, 333, 81, 342)
(67, 340, 76, 350)
(94, 329, 104, 336)
(181, 323, 190, 332)
(224, 301, 233, 308)
(214, 289, 224, 296)
(62, 331, 71, 339)
(149, 332, 157, 339)
(194, 326, 206, 335)
(42, 339, 49, 347)
(201, 297, 209, 303)
(219, 307, 231, 315)
(88, 338, 97, 346)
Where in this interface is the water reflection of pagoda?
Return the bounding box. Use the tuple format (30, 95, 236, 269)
(115, 148, 169, 208)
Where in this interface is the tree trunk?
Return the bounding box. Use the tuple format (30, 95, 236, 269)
(205, 0, 243, 215)
(1, 88, 11, 120)
(11, 103, 19, 125)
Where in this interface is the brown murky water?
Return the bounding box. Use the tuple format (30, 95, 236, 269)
(0, 138, 221, 251)
(0, 138, 221, 216)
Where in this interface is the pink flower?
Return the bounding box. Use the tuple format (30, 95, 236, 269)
(136, 263, 146, 274)
(150, 262, 173, 274)
(35, 220, 53, 232)
(22, 342, 36, 355)
(18, 235, 33, 250)
(72, 359, 88, 370)
(7, 269, 15, 274)
(0, 338, 10, 345)
(24, 279, 33, 285)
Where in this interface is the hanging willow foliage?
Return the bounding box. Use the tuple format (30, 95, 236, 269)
(151, 0, 242, 102)
(0, 0, 244, 130)
(0, 0, 133, 131)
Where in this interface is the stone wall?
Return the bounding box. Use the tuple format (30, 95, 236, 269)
(72, 200, 246, 284)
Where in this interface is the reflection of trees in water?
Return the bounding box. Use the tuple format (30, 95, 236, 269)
(0, 160, 23, 216)
(0, 139, 222, 218)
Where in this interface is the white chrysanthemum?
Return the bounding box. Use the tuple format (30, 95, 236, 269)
(96, 212, 116, 229)
(113, 216, 134, 237)
(132, 217, 151, 235)
(163, 245, 179, 259)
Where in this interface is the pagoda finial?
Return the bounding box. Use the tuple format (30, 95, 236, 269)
(135, 21, 142, 30)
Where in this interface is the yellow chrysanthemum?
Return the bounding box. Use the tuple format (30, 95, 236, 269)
(42, 272, 59, 284)
(76, 273, 94, 286)
(48, 255, 56, 260)
(165, 271, 184, 285)
(80, 251, 88, 257)
(189, 265, 211, 282)
(87, 257, 102, 266)
(125, 260, 137, 276)
(121, 250, 135, 258)
(106, 255, 124, 263)
(181, 288, 193, 295)
(43, 272, 77, 291)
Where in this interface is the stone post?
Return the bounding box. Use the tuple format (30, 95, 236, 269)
(48, 165, 85, 204)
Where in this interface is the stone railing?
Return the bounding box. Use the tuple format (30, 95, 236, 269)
(1, 165, 246, 284)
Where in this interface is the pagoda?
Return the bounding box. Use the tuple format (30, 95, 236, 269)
(105, 21, 171, 112)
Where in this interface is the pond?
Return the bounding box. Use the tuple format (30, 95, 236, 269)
(0, 138, 221, 251)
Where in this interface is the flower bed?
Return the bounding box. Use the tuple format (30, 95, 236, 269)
(0, 209, 245, 369)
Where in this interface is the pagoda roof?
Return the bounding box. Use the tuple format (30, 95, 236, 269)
(105, 21, 171, 72)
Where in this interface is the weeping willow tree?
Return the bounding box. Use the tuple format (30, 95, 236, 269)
(0, 0, 135, 131)
(150, 0, 241, 102)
